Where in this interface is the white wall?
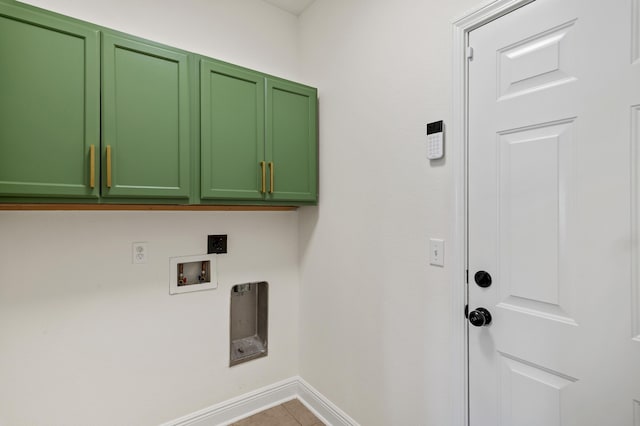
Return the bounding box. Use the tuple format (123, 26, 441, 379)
(1, 1, 301, 425)
(0, 211, 300, 425)
(19, 0, 301, 81)
(2, 0, 498, 425)
(297, 0, 483, 425)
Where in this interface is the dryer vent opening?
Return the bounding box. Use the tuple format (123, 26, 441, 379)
(230, 281, 268, 366)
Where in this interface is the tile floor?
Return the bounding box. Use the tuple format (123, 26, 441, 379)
(231, 399, 324, 426)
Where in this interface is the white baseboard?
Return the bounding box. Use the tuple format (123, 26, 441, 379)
(160, 376, 359, 426)
(295, 377, 359, 426)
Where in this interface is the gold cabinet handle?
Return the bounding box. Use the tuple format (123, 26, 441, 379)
(106, 145, 112, 188)
(269, 161, 274, 194)
(89, 144, 95, 189)
(260, 161, 266, 193)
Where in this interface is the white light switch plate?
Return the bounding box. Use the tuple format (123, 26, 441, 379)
(429, 239, 444, 266)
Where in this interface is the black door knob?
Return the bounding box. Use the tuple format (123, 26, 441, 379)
(468, 307, 492, 327)
(474, 271, 492, 288)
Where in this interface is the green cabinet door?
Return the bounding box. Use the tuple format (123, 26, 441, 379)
(0, 3, 99, 198)
(266, 79, 318, 202)
(200, 60, 265, 200)
(102, 33, 190, 199)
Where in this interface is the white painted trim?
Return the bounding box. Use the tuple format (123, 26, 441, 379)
(450, 2, 535, 426)
(632, 105, 640, 342)
(296, 377, 360, 426)
(160, 376, 358, 426)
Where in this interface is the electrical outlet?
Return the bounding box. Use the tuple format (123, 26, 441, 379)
(208, 235, 227, 254)
(132, 242, 148, 264)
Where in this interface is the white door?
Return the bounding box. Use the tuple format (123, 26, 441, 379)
(468, 0, 640, 424)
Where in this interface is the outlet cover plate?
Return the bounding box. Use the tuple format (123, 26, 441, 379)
(132, 242, 148, 264)
(429, 238, 444, 267)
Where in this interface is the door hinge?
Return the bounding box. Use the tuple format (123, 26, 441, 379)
(465, 269, 469, 284)
(466, 46, 474, 60)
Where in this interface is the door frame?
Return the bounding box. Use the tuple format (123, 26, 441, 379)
(450, 1, 535, 425)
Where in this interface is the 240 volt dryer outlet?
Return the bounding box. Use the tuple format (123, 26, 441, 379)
(208, 235, 227, 254)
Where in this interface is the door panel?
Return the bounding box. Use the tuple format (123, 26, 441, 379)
(102, 33, 190, 199)
(634, 0, 639, 64)
(633, 0, 640, 342)
(497, 21, 576, 101)
(635, 105, 640, 341)
(632, 0, 640, 412)
(468, 0, 639, 424)
(266, 79, 318, 202)
(499, 353, 576, 426)
(200, 61, 265, 200)
(0, 3, 99, 198)
(497, 119, 576, 323)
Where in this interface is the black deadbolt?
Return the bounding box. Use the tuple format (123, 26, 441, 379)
(474, 270, 492, 288)
(468, 307, 492, 327)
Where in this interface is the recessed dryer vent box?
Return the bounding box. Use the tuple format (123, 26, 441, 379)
(169, 254, 217, 295)
(230, 281, 268, 366)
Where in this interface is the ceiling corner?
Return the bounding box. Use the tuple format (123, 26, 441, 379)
(261, 0, 316, 16)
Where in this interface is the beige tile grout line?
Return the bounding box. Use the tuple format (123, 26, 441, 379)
(281, 401, 304, 426)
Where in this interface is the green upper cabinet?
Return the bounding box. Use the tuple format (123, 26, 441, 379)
(266, 79, 318, 202)
(200, 61, 318, 204)
(102, 33, 190, 199)
(0, 0, 317, 206)
(0, 2, 99, 198)
(200, 60, 265, 201)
